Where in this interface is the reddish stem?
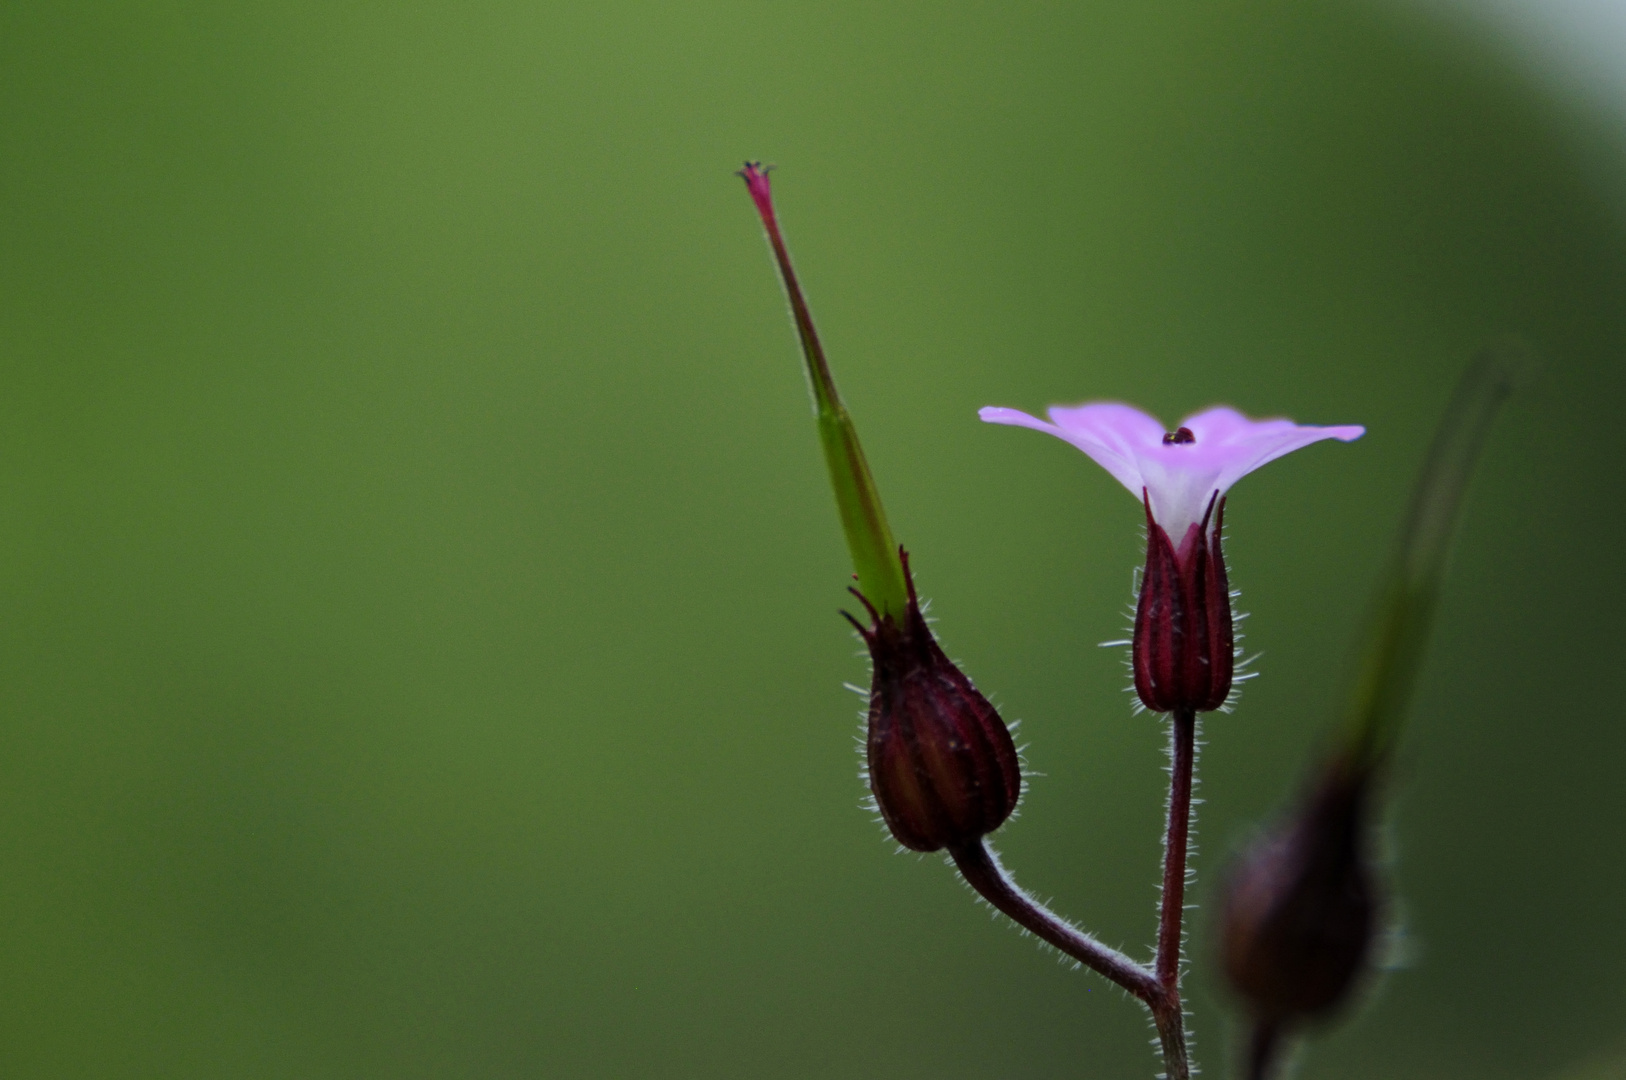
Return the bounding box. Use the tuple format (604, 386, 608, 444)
(1145, 708, 1198, 1079)
(951, 823, 1195, 1079)
(1158, 708, 1198, 987)
(950, 840, 1159, 1001)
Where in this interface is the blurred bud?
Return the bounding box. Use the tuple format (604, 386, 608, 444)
(1219, 759, 1379, 1030)
(847, 551, 1021, 853)
(1134, 493, 1233, 714)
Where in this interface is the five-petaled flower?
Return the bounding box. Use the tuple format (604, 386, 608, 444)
(979, 403, 1364, 714)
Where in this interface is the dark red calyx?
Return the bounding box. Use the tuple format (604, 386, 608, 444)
(1132, 492, 1234, 714)
(847, 551, 1021, 853)
(1219, 759, 1380, 1027)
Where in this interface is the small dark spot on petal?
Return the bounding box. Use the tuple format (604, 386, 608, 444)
(1164, 427, 1196, 445)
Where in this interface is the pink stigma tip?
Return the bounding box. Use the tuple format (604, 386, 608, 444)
(738, 161, 776, 225)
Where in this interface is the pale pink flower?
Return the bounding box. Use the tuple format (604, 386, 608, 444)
(978, 403, 1365, 545)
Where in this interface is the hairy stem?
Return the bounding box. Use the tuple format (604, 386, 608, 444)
(952, 838, 1193, 1078)
(949, 840, 1159, 1001)
(1152, 708, 1198, 1078)
(1157, 709, 1198, 984)
(1153, 1000, 1191, 1080)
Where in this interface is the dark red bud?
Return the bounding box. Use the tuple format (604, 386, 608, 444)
(1133, 493, 1234, 714)
(1219, 760, 1380, 1030)
(847, 552, 1022, 853)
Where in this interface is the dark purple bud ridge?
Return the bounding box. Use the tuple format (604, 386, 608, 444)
(847, 551, 1022, 853)
(1219, 760, 1379, 1030)
(1133, 493, 1233, 714)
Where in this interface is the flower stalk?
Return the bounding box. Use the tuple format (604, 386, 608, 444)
(949, 840, 1159, 1000)
(1156, 710, 1198, 987)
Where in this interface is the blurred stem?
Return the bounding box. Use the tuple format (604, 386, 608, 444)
(1246, 1020, 1283, 1080)
(1342, 344, 1521, 770)
(739, 165, 911, 619)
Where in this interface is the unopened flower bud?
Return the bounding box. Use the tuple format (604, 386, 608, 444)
(1219, 760, 1379, 1030)
(1134, 491, 1232, 714)
(847, 552, 1022, 853)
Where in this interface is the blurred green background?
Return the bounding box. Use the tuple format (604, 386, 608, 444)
(2, 2, 1623, 1077)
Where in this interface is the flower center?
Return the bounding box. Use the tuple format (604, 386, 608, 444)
(1163, 427, 1196, 445)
